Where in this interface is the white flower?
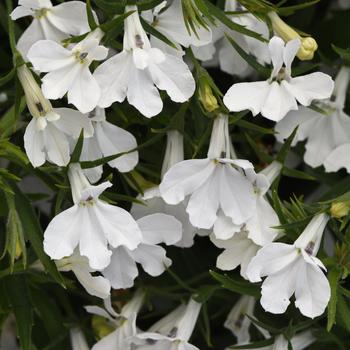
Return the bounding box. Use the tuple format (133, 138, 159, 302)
(94, 6, 195, 118)
(27, 29, 108, 113)
(211, 230, 261, 279)
(131, 130, 200, 247)
(224, 36, 334, 122)
(17, 64, 93, 167)
(56, 249, 111, 299)
(87, 291, 144, 350)
(43, 163, 142, 270)
(70, 328, 89, 350)
(130, 298, 201, 350)
(160, 114, 256, 229)
(247, 213, 331, 318)
(275, 66, 350, 169)
(224, 296, 256, 345)
(10, 0, 92, 59)
(81, 107, 138, 183)
(102, 213, 182, 289)
(143, 0, 212, 57)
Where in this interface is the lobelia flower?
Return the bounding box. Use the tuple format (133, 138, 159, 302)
(159, 114, 256, 230)
(81, 107, 138, 183)
(55, 249, 111, 299)
(10, 0, 92, 59)
(275, 66, 350, 170)
(130, 298, 201, 350)
(224, 36, 334, 122)
(70, 328, 89, 350)
(247, 213, 331, 318)
(224, 296, 256, 345)
(43, 163, 142, 270)
(17, 64, 93, 167)
(212, 160, 282, 245)
(142, 0, 212, 58)
(87, 291, 144, 350)
(27, 29, 108, 113)
(94, 5, 195, 118)
(131, 130, 200, 247)
(102, 213, 182, 289)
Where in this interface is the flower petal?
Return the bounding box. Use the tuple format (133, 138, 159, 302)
(283, 38, 300, 73)
(95, 200, 142, 250)
(127, 64, 162, 118)
(261, 81, 298, 122)
(285, 72, 334, 106)
(11, 5, 34, 20)
(324, 144, 350, 173)
(44, 205, 81, 260)
(159, 158, 215, 205)
(47, 1, 91, 35)
(24, 118, 46, 167)
(102, 247, 138, 289)
(269, 36, 284, 77)
(16, 20, 44, 59)
(67, 66, 101, 113)
(149, 54, 195, 103)
(73, 265, 111, 299)
(213, 212, 241, 240)
(27, 40, 73, 72)
(94, 51, 131, 108)
(246, 243, 298, 282)
(130, 243, 171, 276)
(219, 164, 256, 225)
(136, 213, 182, 245)
(260, 258, 301, 314)
(295, 261, 331, 318)
(95, 121, 138, 172)
(223, 81, 270, 116)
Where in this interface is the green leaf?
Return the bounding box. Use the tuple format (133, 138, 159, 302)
(282, 167, 316, 181)
(93, 0, 125, 13)
(10, 183, 65, 286)
(236, 119, 275, 134)
(4, 275, 33, 350)
(86, 0, 98, 30)
(209, 270, 260, 297)
(99, 11, 134, 32)
(225, 34, 271, 78)
(193, 284, 219, 303)
(198, 0, 268, 42)
(70, 129, 84, 163)
(327, 267, 341, 331)
(138, 0, 165, 11)
(276, 126, 298, 163)
(337, 293, 350, 332)
(140, 17, 178, 49)
(0, 68, 15, 87)
(332, 44, 350, 63)
(277, 0, 321, 16)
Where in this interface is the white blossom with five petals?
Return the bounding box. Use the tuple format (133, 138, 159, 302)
(247, 213, 331, 318)
(43, 163, 142, 270)
(27, 29, 108, 113)
(94, 5, 195, 118)
(10, 0, 92, 59)
(160, 114, 256, 230)
(224, 36, 334, 122)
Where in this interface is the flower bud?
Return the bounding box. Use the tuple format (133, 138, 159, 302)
(294, 213, 330, 255)
(91, 316, 115, 339)
(17, 65, 53, 119)
(331, 202, 350, 219)
(198, 83, 219, 112)
(268, 12, 318, 61)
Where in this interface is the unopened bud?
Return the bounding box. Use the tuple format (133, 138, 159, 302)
(199, 84, 219, 112)
(91, 315, 115, 339)
(331, 202, 350, 219)
(17, 65, 53, 119)
(268, 12, 318, 61)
